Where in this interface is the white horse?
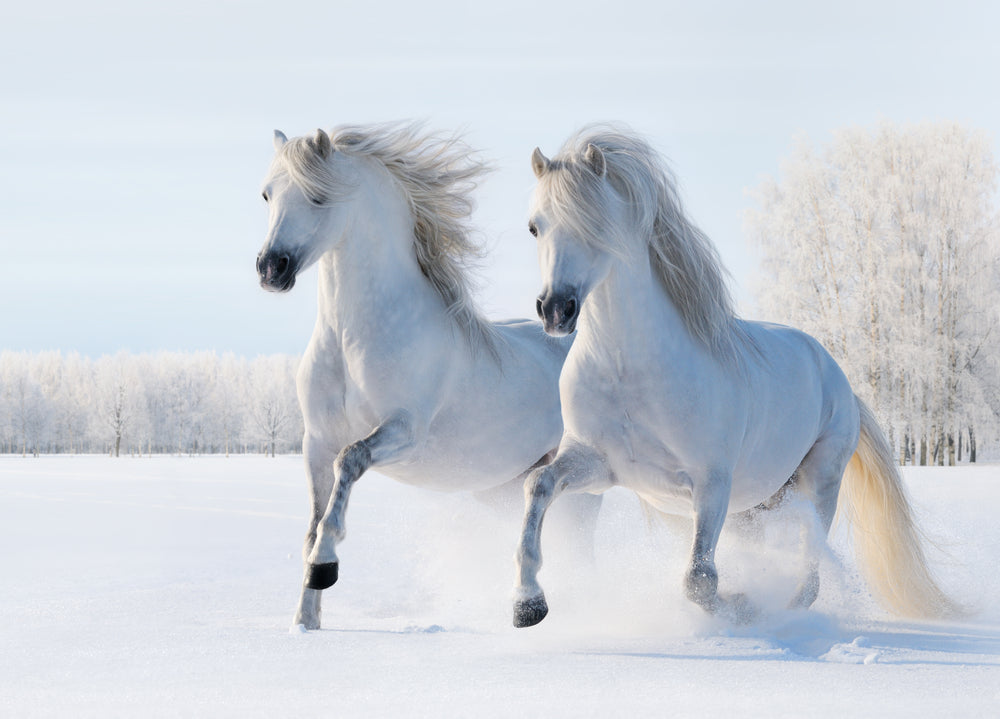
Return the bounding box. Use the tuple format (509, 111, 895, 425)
(256, 124, 600, 631)
(513, 126, 957, 627)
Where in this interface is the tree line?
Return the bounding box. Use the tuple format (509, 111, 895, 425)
(6, 122, 998, 465)
(747, 121, 1000, 465)
(0, 351, 303, 457)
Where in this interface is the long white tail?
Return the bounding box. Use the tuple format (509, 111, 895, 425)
(837, 398, 959, 619)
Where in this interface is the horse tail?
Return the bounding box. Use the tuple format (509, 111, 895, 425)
(837, 397, 960, 619)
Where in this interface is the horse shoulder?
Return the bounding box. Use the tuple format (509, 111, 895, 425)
(297, 327, 358, 443)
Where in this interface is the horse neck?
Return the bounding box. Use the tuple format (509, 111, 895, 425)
(317, 169, 439, 331)
(578, 242, 693, 356)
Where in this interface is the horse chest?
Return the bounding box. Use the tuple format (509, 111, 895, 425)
(563, 349, 694, 484)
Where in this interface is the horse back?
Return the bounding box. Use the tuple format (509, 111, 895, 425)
(731, 320, 859, 504)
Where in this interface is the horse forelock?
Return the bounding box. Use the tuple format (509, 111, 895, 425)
(544, 125, 751, 363)
(271, 135, 347, 206)
(276, 123, 501, 359)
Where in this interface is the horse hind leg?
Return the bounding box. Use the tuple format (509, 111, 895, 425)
(786, 435, 854, 611)
(731, 473, 795, 539)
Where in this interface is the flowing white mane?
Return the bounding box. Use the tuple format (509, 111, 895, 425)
(542, 125, 752, 362)
(277, 123, 500, 357)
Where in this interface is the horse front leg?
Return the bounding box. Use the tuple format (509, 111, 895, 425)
(293, 434, 338, 631)
(513, 443, 611, 628)
(685, 468, 755, 622)
(306, 414, 417, 591)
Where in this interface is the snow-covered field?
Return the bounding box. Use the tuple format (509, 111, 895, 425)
(1, 456, 997, 717)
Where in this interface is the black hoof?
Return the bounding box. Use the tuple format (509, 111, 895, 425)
(306, 562, 339, 590)
(513, 595, 549, 628)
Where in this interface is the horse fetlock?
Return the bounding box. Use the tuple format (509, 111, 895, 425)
(685, 563, 719, 608)
(329, 522, 347, 543)
(307, 530, 339, 566)
(302, 530, 318, 561)
(790, 569, 820, 609)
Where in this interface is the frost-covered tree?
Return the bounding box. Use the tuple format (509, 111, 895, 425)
(0, 351, 304, 456)
(94, 353, 147, 457)
(747, 121, 1000, 464)
(1, 352, 52, 456)
(52, 353, 93, 454)
(246, 355, 300, 457)
(212, 353, 248, 457)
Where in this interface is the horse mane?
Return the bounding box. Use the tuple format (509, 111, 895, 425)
(544, 124, 753, 363)
(278, 122, 500, 358)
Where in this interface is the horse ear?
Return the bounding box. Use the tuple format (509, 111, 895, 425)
(313, 129, 332, 159)
(583, 143, 606, 177)
(273, 130, 288, 150)
(531, 147, 550, 178)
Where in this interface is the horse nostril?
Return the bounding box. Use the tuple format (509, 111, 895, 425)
(535, 297, 544, 319)
(256, 254, 263, 274)
(564, 298, 577, 319)
(277, 255, 289, 274)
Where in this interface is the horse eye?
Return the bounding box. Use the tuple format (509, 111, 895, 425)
(262, 191, 269, 203)
(528, 222, 538, 237)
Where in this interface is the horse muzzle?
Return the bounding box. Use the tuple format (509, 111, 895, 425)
(257, 249, 298, 292)
(536, 290, 579, 336)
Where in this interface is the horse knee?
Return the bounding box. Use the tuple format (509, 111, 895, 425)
(523, 468, 556, 505)
(334, 442, 372, 482)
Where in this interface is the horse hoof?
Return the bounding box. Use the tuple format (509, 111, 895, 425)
(306, 562, 339, 590)
(513, 595, 549, 628)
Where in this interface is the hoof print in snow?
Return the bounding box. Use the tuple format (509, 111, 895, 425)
(513, 595, 549, 628)
(306, 562, 339, 590)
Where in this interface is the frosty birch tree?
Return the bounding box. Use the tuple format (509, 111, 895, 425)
(746, 121, 1000, 465)
(212, 354, 247, 457)
(1, 352, 51, 457)
(246, 355, 300, 457)
(0, 351, 303, 456)
(94, 353, 146, 457)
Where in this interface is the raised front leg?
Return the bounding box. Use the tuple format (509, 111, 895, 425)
(513, 443, 612, 628)
(305, 414, 417, 591)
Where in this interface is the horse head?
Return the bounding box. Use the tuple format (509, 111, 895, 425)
(528, 143, 623, 336)
(257, 128, 350, 292)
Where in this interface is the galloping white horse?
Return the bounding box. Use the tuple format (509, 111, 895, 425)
(256, 124, 598, 631)
(513, 126, 956, 627)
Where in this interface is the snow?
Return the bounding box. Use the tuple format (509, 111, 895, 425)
(1, 456, 998, 717)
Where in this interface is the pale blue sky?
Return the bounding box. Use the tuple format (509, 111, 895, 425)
(2, 0, 998, 357)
